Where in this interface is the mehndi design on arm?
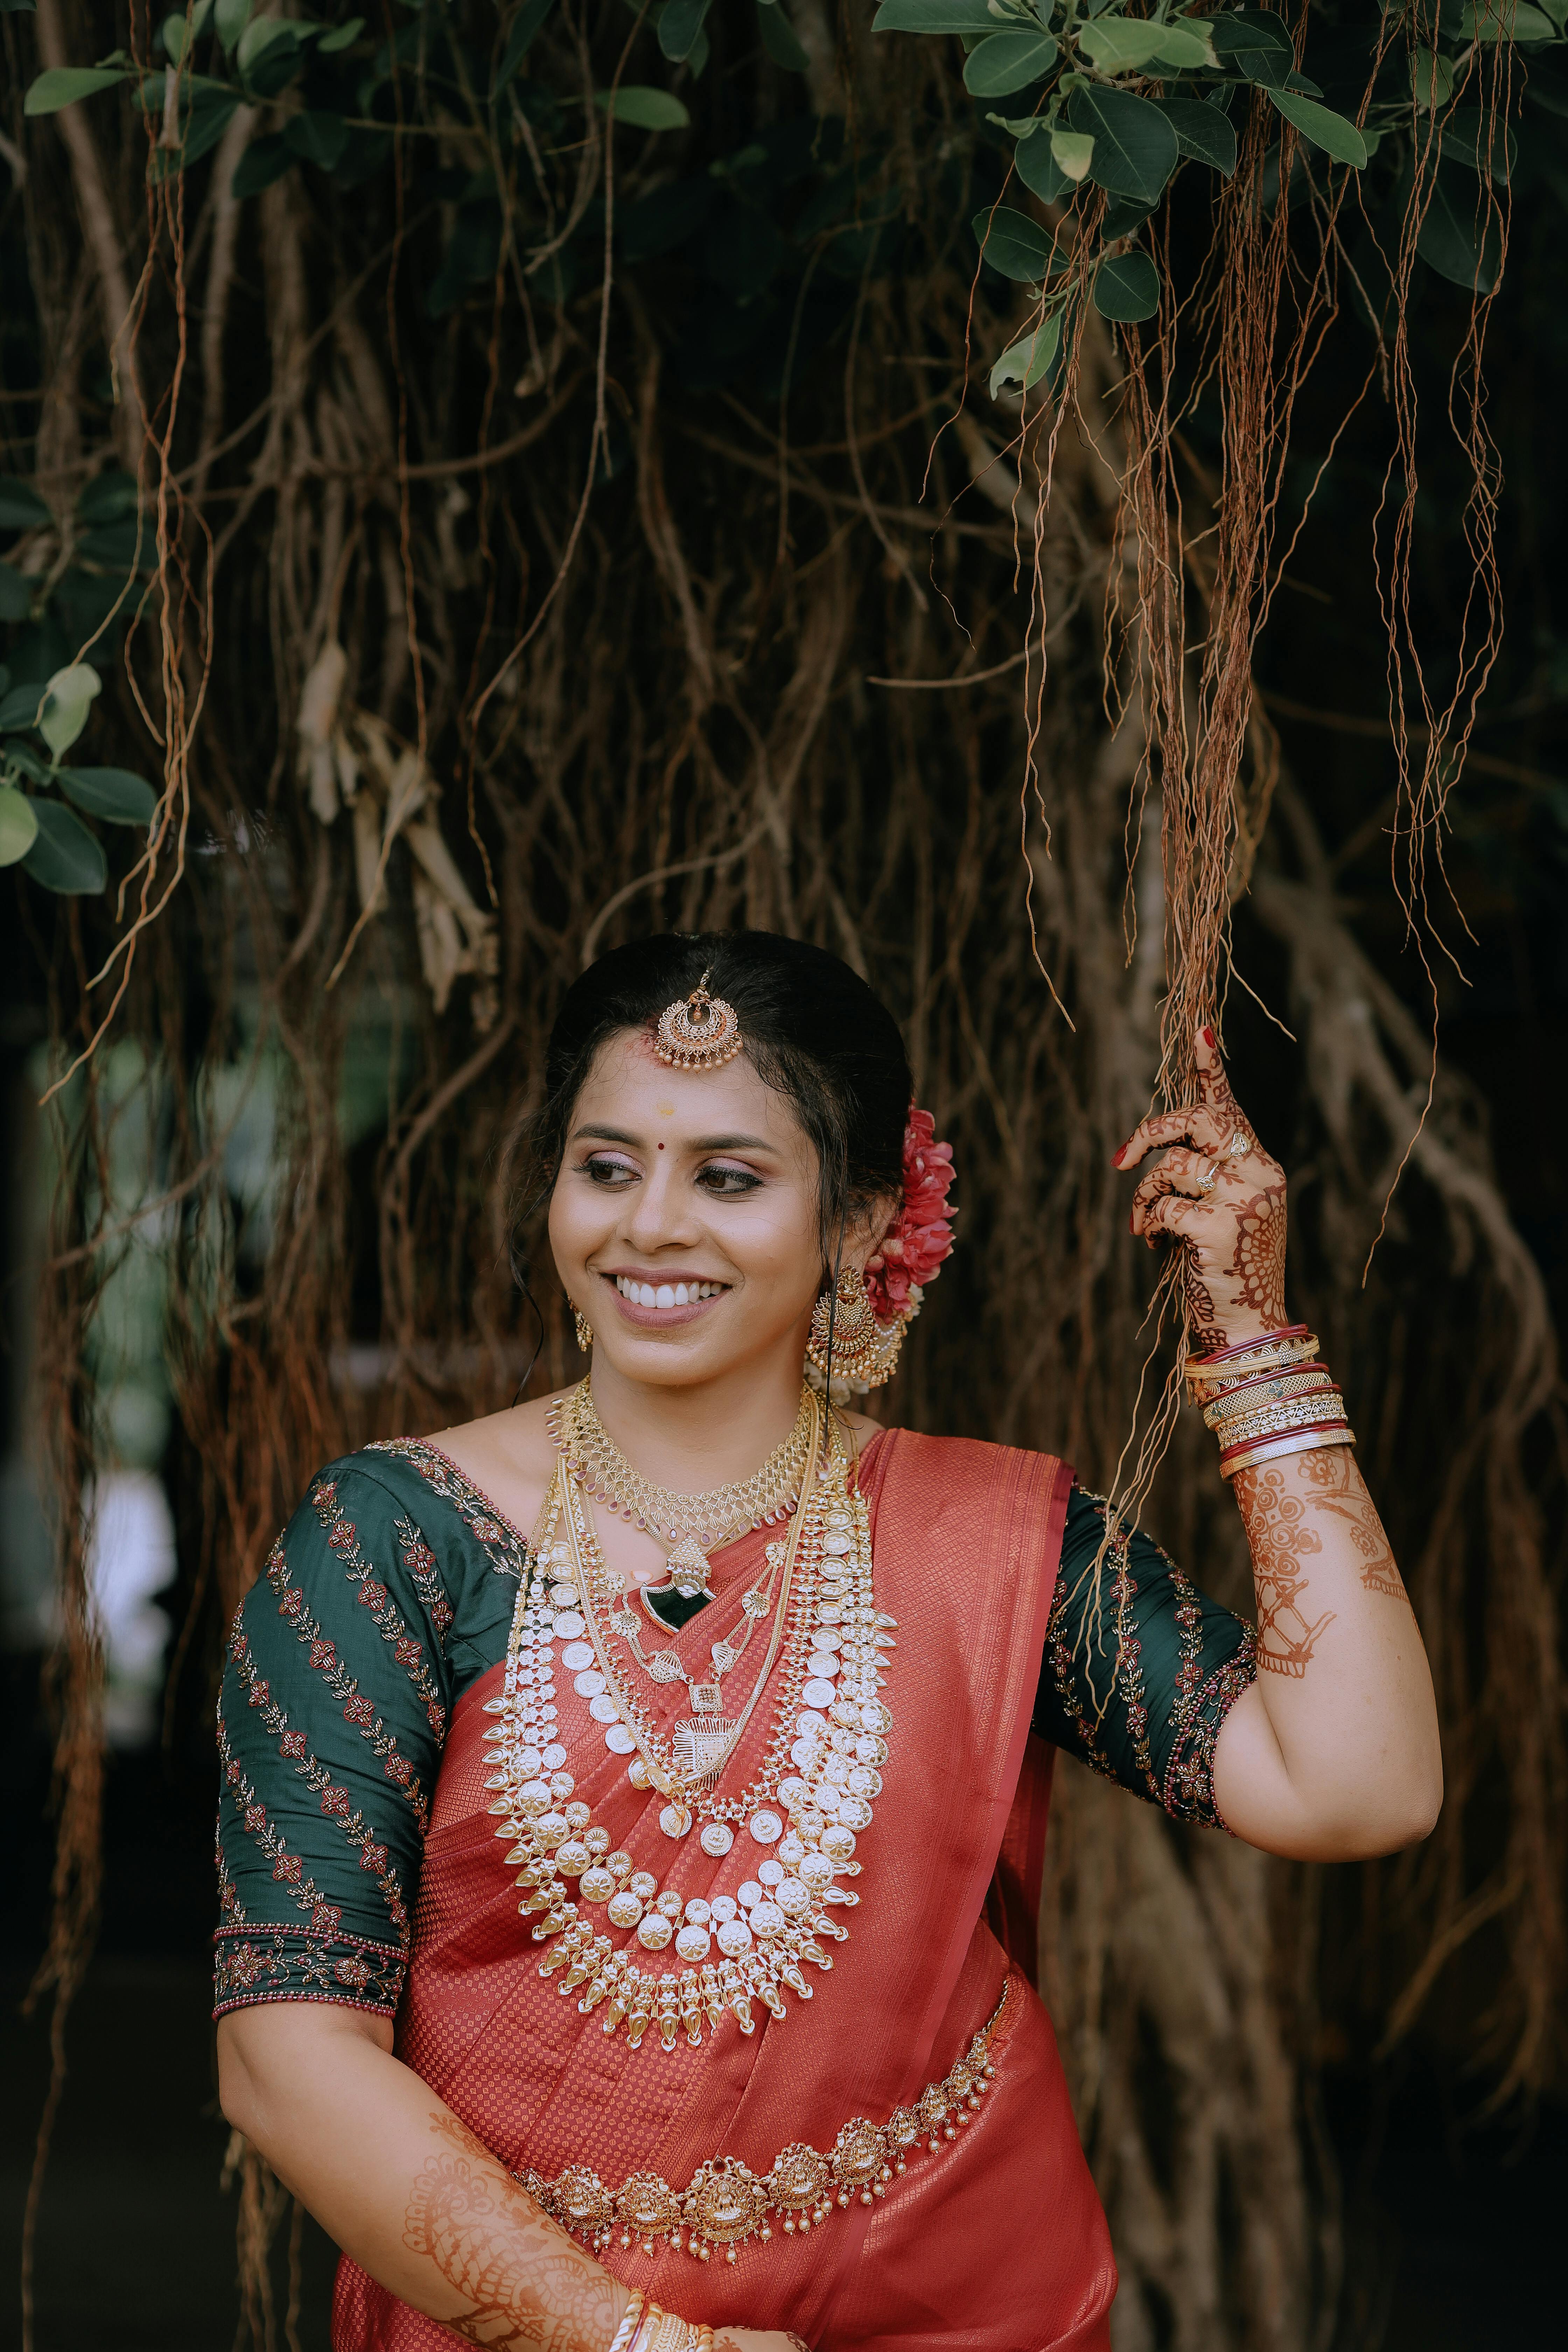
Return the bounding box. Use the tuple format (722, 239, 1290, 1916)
(403, 2113, 621, 2352)
(1294, 1448, 1410, 1604)
(1232, 1463, 1338, 1679)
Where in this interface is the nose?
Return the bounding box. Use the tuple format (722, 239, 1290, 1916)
(620, 1158, 704, 1257)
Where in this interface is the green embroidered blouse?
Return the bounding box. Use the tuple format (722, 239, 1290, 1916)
(213, 1437, 1255, 2020)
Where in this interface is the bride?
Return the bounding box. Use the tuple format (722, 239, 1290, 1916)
(214, 931, 1441, 2352)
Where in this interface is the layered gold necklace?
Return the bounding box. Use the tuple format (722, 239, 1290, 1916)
(482, 1386, 898, 2056)
(549, 1379, 814, 1608)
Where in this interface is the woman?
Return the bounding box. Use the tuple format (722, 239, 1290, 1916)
(214, 933, 1442, 2352)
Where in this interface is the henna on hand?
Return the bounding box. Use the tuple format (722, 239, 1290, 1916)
(403, 2113, 622, 2352)
(1232, 1463, 1338, 1677)
(1115, 1027, 1288, 1351)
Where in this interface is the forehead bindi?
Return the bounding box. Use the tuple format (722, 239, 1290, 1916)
(575, 1032, 803, 1159)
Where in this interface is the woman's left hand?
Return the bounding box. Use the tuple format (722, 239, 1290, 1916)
(1113, 1027, 1287, 1354)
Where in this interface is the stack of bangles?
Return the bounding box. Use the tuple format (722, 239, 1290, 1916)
(1185, 1323, 1356, 1480)
(607, 2292, 715, 2352)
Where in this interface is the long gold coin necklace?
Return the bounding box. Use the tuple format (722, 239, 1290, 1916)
(481, 1388, 897, 2055)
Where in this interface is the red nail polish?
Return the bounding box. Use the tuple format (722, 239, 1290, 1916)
(1202, 1024, 1216, 1048)
(1112, 1145, 1125, 1166)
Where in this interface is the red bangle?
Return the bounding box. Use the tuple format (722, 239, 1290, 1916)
(1189, 1324, 1310, 1371)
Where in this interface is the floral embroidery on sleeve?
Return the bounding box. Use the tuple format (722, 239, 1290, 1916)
(310, 1477, 447, 1738)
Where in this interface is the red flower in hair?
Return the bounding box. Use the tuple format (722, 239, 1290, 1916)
(864, 1107, 956, 1324)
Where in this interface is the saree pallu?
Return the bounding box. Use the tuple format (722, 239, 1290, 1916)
(333, 1431, 1117, 2351)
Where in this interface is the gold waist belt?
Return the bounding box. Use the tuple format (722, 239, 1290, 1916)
(516, 1980, 1010, 2266)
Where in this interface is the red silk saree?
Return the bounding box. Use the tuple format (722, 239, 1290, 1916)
(332, 1429, 1117, 2351)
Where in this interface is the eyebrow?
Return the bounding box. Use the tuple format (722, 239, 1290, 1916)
(571, 1124, 775, 1153)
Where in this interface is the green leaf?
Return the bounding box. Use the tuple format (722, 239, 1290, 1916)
(319, 15, 364, 51)
(149, 90, 241, 181)
(1067, 85, 1178, 202)
(1208, 9, 1294, 88)
(215, 0, 254, 51)
(1076, 19, 1162, 73)
(1442, 105, 1519, 181)
(1152, 96, 1237, 175)
(1461, 0, 1556, 36)
(232, 130, 295, 196)
(1409, 47, 1455, 110)
(1150, 22, 1215, 69)
(1050, 127, 1096, 182)
(871, 0, 999, 30)
(21, 799, 107, 894)
(0, 785, 38, 867)
(56, 765, 159, 826)
(1266, 86, 1367, 167)
(756, 0, 808, 71)
(0, 682, 47, 732)
(37, 662, 102, 758)
(0, 561, 34, 621)
(595, 86, 691, 130)
(963, 29, 1057, 94)
(1015, 133, 1071, 200)
(1076, 15, 1215, 74)
(0, 478, 51, 530)
(1416, 167, 1503, 290)
(660, 0, 712, 62)
(286, 110, 349, 169)
(972, 202, 1054, 281)
(24, 66, 130, 115)
(236, 14, 293, 71)
(496, 0, 554, 93)
(76, 470, 139, 526)
(989, 309, 1060, 397)
(1093, 248, 1161, 321)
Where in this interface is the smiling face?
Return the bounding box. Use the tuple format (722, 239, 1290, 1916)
(547, 1029, 841, 1391)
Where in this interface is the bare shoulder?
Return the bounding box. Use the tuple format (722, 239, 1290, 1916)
(422, 1392, 568, 1541)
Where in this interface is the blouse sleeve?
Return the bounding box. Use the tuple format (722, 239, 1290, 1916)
(1033, 1484, 1257, 1829)
(213, 1463, 456, 2019)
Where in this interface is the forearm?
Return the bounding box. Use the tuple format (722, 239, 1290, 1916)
(1211, 1446, 1443, 1859)
(217, 2009, 630, 2352)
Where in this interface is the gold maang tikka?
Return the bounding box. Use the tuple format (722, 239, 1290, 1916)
(653, 969, 743, 1071)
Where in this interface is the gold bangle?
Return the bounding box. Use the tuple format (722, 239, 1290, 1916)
(607, 2296, 646, 2352)
(1213, 1390, 1346, 1448)
(1203, 1369, 1335, 1429)
(1186, 1329, 1318, 1384)
(1188, 1339, 1318, 1395)
(636, 2310, 706, 2352)
(625, 2311, 660, 2352)
(1220, 1424, 1355, 1479)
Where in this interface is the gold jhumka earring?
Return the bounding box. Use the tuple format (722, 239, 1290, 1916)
(574, 1308, 594, 1351)
(805, 1266, 906, 1391)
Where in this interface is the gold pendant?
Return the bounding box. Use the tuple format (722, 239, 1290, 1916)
(671, 1715, 738, 1784)
(640, 1532, 715, 1627)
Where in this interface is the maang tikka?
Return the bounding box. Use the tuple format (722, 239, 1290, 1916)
(653, 969, 743, 1072)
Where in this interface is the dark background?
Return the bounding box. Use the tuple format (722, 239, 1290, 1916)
(5, 6, 1568, 2346)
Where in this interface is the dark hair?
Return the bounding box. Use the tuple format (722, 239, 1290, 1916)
(520, 931, 912, 1274)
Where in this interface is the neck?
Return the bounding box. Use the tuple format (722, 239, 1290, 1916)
(582, 1334, 812, 1493)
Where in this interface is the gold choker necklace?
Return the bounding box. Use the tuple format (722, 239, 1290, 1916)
(546, 1380, 814, 1605)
